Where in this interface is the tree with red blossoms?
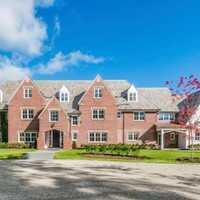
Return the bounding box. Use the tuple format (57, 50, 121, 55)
(166, 75, 200, 156)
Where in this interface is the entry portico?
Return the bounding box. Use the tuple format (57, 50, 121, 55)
(156, 123, 188, 149)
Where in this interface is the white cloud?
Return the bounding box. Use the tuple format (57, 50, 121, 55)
(0, 56, 31, 82)
(0, 0, 55, 56)
(36, 0, 55, 7)
(37, 50, 105, 74)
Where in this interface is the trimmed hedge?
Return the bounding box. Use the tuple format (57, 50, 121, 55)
(81, 144, 159, 155)
(0, 143, 31, 149)
(189, 144, 200, 150)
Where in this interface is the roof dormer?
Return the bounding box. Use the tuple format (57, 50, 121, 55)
(59, 85, 70, 102)
(0, 89, 3, 103)
(128, 84, 138, 102)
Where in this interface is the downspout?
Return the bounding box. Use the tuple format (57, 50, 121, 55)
(122, 112, 125, 144)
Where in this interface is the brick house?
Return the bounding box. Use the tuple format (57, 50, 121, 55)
(0, 75, 199, 149)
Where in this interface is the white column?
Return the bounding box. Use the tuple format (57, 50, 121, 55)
(161, 129, 164, 150)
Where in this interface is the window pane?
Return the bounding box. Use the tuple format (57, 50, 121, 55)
(96, 132, 101, 141)
(90, 133, 95, 141)
(99, 109, 105, 119)
(102, 132, 107, 141)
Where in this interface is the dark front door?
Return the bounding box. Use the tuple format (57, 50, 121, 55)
(53, 130, 60, 148)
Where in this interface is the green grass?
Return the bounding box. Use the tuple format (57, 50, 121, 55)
(0, 149, 34, 160)
(54, 149, 200, 163)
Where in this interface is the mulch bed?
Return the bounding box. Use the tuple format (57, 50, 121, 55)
(176, 157, 200, 163)
(81, 153, 149, 160)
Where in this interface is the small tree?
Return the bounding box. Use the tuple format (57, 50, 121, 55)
(166, 75, 200, 156)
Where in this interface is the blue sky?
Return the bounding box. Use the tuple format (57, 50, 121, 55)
(0, 0, 199, 87)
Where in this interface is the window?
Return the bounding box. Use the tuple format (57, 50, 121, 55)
(159, 112, 175, 121)
(195, 132, 200, 141)
(49, 111, 59, 122)
(134, 112, 145, 121)
(89, 132, 108, 142)
(117, 111, 122, 119)
(128, 132, 139, 141)
(60, 92, 68, 102)
(170, 133, 175, 140)
(21, 109, 34, 120)
(129, 93, 137, 102)
(94, 87, 102, 98)
(0, 90, 3, 103)
(24, 87, 32, 98)
(92, 108, 105, 120)
(71, 116, 78, 126)
(19, 132, 37, 144)
(72, 132, 78, 141)
(59, 85, 70, 102)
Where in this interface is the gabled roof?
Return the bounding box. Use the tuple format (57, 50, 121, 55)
(0, 79, 179, 112)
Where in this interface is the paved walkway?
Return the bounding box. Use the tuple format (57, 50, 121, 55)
(24, 149, 59, 160)
(0, 160, 199, 200)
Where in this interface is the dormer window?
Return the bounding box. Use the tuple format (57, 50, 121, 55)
(94, 87, 102, 98)
(129, 92, 137, 101)
(0, 90, 2, 103)
(59, 86, 70, 103)
(24, 87, 32, 99)
(128, 84, 138, 102)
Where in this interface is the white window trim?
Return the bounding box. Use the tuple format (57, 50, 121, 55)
(133, 112, 145, 121)
(18, 131, 37, 144)
(59, 86, 70, 102)
(23, 86, 33, 99)
(91, 107, 105, 120)
(72, 131, 78, 141)
(93, 87, 103, 99)
(127, 132, 140, 141)
(21, 108, 34, 120)
(88, 130, 108, 143)
(71, 115, 79, 126)
(158, 112, 175, 121)
(49, 110, 59, 122)
(195, 132, 200, 141)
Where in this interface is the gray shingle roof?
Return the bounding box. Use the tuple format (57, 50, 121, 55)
(0, 80, 178, 112)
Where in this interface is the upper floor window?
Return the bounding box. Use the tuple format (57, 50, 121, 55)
(159, 112, 175, 121)
(128, 132, 139, 141)
(129, 93, 137, 102)
(21, 108, 34, 120)
(71, 116, 79, 126)
(0, 90, 3, 103)
(24, 87, 32, 98)
(134, 112, 145, 121)
(195, 132, 200, 141)
(60, 92, 69, 102)
(128, 84, 138, 102)
(49, 110, 59, 122)
(92, 108, 105, 120)
(59, 85, 70, 102)
(94, 87, 102, 98)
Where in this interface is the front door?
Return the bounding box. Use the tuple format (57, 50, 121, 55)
(45, 130, 64, 148)
(53, 130, 60, 148)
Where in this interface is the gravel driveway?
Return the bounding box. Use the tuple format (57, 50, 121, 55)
(0, 160, 199, 200)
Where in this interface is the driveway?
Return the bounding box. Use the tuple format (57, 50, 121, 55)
(0, 160, 199, 200)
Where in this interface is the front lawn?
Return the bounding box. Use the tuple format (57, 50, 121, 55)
(54, 149, 200, 163)
(0, 149, 34, 160)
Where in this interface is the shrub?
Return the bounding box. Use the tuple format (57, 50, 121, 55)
(0, 143, 31, 149)
(189, 144, 200, 150)
(81, 143, 158, 156)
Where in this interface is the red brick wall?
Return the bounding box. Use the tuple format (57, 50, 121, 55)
(8, 79, 45, 143)
(76, 78, 119, 146)
(122, 112, 157, 144)
(38, 97, 71, 149)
